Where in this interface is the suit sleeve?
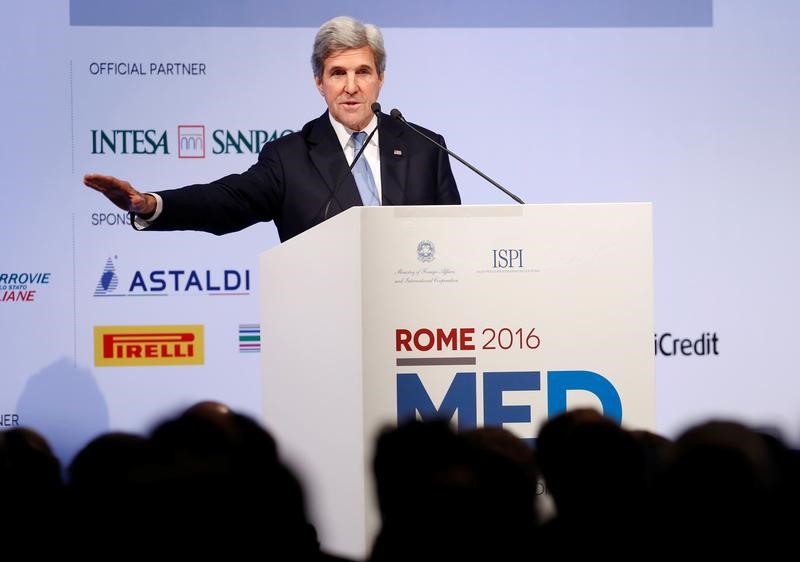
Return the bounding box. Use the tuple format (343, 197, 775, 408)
(146, 143, 286, 236)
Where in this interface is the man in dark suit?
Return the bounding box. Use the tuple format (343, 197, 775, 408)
(84, 16, 461, 242)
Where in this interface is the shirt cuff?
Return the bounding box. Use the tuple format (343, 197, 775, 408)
(132, 193, 163, 230)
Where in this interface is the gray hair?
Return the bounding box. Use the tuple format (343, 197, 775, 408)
(311, 16, 386, 78)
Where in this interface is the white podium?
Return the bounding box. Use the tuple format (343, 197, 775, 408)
(260, 203, 654, 558)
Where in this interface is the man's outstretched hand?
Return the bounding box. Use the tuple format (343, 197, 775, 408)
(83, 173, 157, 217)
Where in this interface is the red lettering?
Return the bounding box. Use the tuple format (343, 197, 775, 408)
(397, 327, 477, 351)
(460, 328, 475, 350)
(413, 329, 434, 351)
(436, 328, 457, 351)
(396, 329, 412, 351)
(104, 332, 194, 359)
(0, 290, 36, 302)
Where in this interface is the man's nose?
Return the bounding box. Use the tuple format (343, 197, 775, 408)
(344, 72, 358, 93)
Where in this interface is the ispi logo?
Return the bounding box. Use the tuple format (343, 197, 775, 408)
(238, 323, 261, 353)
(491, 249, 524, 269)
(93, 257, 251, 297)
(178, 125, 205, 158)
(94, 325, 204, 366)
(0, 272, 52, 303)
(477, 248, 538, 274)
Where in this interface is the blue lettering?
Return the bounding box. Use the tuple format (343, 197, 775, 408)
(483, 371, 540, 428)
(129, 271, 148, 292)
(186, 270, 203, 291)
(166, 270, 183, 291)
(547, 370, 622, 423)
(224, 270, 241, 291)
(149, 270, 167, 292)
(206, 270, 220, 291)
(397, 373, 477, 430)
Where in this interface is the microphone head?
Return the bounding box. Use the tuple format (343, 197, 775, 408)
(371, 102, 381, 115)
(390, 108, 403, 120)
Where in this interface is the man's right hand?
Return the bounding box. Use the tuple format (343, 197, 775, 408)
(83, 173, 157, 218)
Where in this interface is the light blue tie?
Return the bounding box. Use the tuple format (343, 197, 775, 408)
(351, 131, 380, 206)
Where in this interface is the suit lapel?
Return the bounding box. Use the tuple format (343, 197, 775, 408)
(306, 112, 363, 211)
(379, 114, 408, 206)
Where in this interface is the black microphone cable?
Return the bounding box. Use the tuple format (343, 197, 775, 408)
(390, 107, 524, 204)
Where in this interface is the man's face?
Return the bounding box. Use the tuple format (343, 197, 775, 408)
(315, 45, 384, 131)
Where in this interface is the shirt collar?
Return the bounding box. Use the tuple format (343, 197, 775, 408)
(328, 112, 379, 152)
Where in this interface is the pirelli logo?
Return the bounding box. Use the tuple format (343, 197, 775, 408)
(94, 325, 204, 366)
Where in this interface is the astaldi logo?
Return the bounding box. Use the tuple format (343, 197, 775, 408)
(94, 257, 119, 296)
(94, 257, 250, 297)
(239, 324, 260, 353)
(94, 325, 204, 367)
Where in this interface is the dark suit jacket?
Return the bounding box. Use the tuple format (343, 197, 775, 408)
(148, 111, 461, 242)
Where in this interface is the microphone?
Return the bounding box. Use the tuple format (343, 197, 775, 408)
(322, 102, 382, 220)
(390, 108, 524, 204)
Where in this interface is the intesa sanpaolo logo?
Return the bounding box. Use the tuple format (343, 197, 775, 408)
(90, 125, 296, 157)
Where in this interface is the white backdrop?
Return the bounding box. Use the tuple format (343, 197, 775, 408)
(1, 0, 798, 466)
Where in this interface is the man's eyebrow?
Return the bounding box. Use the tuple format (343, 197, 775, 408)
(328, 63, 374, 73)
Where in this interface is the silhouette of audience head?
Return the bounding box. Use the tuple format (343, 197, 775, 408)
(533, 407, 652, 560)
(62, 401, 322, 557)
(0, 426, 62, 500)
(654, 419, 788, 549)
(370, 419, 537, 561)
(0, 426, 63, 537)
